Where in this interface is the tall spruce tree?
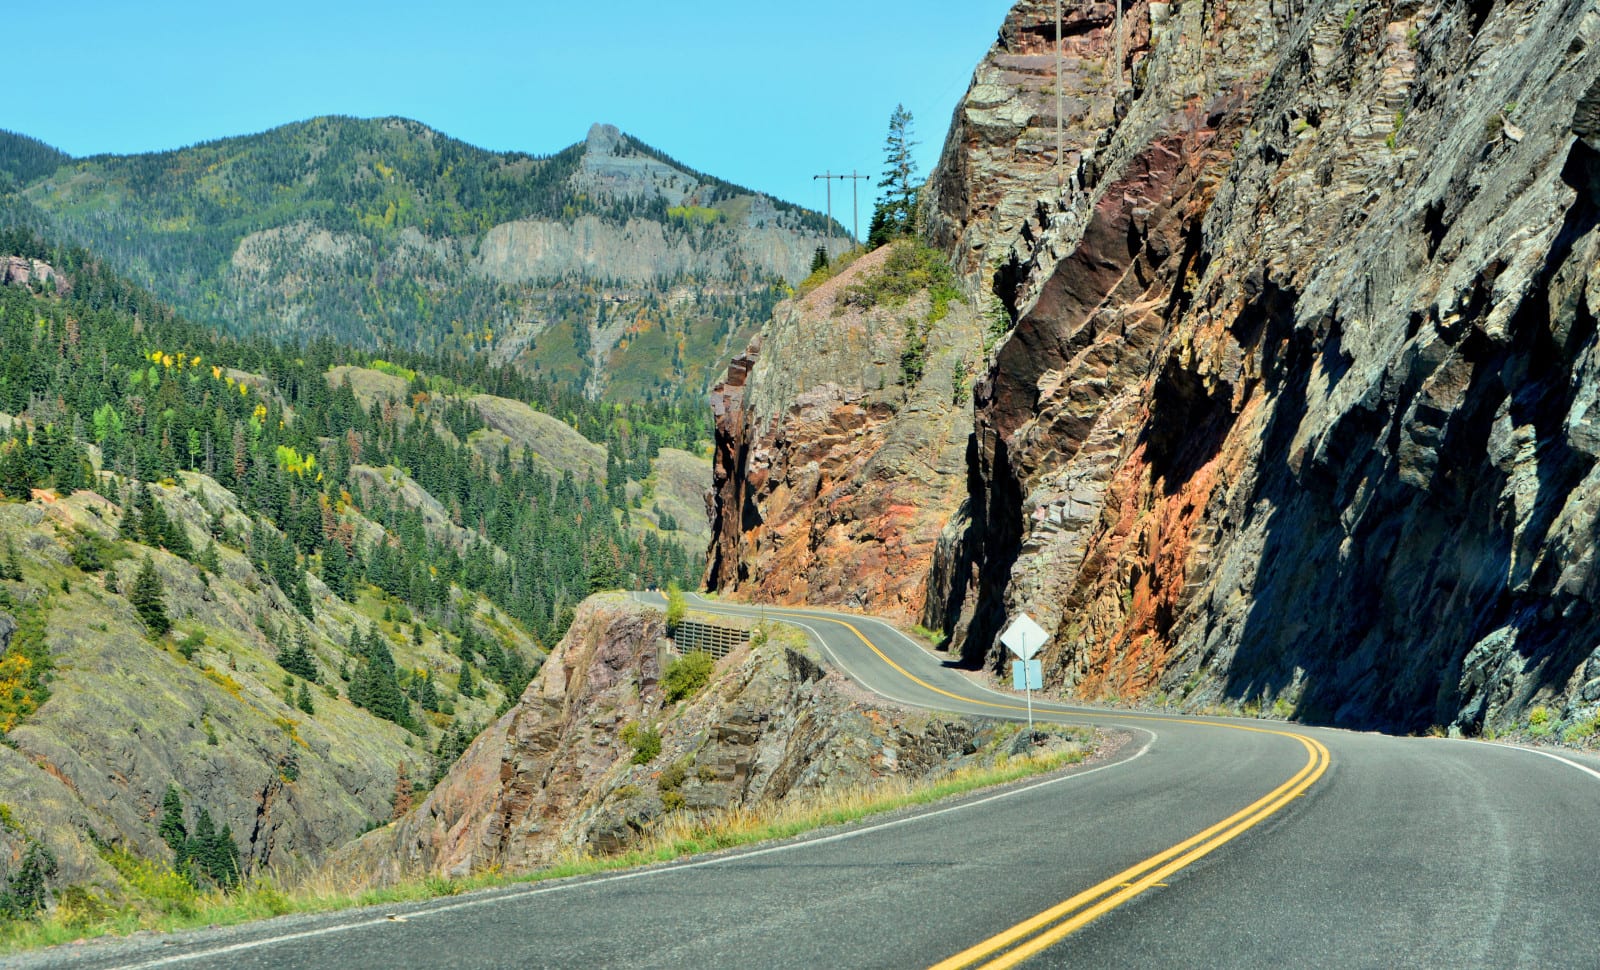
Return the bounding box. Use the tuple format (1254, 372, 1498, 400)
(130, 553, 171, 636)
(868, 105, 920, 247)
(158, 784, 187, 853)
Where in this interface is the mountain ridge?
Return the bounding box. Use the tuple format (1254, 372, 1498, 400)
(7, 115, 848, 406)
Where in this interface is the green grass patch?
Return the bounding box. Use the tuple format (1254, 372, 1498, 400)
(842, 239, 961, 323)
(661, 650, 715, 703)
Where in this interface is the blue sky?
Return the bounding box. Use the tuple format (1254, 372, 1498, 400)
(11, 1, 1014, 233)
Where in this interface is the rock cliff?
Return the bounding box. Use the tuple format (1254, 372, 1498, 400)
(702, 0, 1122, 624)
(704, 246, 981, 621)
(713, 0, 1600, 737)
(337, 596, 1060, 882)
(939, 0, 1600, 734)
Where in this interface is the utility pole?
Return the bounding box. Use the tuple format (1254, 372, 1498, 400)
(814, 170, 834, 243)
(1115, 0, 1124, 95)
(813, 171, 870, 245)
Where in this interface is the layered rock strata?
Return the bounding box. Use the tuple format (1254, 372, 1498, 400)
(924, 0, 1144, 281)
(944, 0, 1600, 732)
(703, 0, 1125, 626)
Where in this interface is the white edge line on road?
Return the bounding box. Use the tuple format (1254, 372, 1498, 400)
(1464, 739, 1600, 784)
(114, 733, 1156, 970)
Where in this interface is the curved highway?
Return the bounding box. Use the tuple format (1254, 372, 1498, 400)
(21, 594, 1600, 969)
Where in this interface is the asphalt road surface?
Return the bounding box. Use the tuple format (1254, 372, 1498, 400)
(19, 594, 1600, 969)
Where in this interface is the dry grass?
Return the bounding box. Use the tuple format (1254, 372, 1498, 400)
(0, 738, 1087, 955)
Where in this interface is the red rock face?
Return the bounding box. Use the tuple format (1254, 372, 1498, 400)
(703, 247, 979, 622)
(333, 597, 1008, 884)
(1, 256, 68, 294)
(712, 0, 1600, 734)
(947, 0, 1600, 733)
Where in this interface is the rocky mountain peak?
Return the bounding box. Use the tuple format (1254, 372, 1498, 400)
(576, 122, 699, 204)
(584, 122, 626, 154)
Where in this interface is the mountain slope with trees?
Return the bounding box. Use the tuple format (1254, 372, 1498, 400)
(0, 226, 704, 920)
(7, 118, 848, 408)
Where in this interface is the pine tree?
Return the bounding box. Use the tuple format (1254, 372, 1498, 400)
(810, 246, 830, 274)
(277, 626, 318, 681)
(0, 536, 21, 582)
(289, 570, 313, 619)
(322, 539, 351, 600)
(296, 681, 315, 715)
(197, 539, 220, 574)
(210, 823, 242, 887)
(458, 661, 476, 699)
(158, 784, 187, 853)
(130, 553, 171, 636)
(869, 104, 920, 247)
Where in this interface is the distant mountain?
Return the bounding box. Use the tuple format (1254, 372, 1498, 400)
(0, 130, 70, 186)
(9, 117, 848, 406)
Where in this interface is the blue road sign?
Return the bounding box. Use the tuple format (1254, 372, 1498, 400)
(1012, 659, 1042, 691)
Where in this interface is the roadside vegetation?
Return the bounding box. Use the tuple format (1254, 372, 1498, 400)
(0, 726, 1089, 955)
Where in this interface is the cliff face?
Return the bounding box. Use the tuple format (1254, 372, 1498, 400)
(712, 0, 1600, 735)
(923, 0, 1136, 281)
(704, 247, 980, 621)
(939, 0, 1600, 732)
(702, 1, 1134, 624)
(337, 597, 1035, 883)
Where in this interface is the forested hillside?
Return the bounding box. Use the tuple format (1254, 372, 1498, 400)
(0, 227, 703, 642)
(0, 227, 706, 908)
(4, 118, 844, 407)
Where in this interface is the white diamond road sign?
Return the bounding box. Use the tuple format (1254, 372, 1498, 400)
(1001, 614, 1047, 660)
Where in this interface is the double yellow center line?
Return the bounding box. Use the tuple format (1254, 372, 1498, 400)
(745, 603, 1334, 967)
(933, 731, 1330, 968)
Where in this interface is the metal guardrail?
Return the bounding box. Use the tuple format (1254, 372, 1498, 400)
(670, 619, 750, 659)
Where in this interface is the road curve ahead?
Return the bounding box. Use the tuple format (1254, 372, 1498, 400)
(19, 595, 1600, 970)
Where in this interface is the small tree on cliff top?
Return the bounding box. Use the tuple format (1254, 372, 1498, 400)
(869, 105, 919, 247)
(665, 582, 686, 629)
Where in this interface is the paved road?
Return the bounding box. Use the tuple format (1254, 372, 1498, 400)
(21, 595, 1600, 969)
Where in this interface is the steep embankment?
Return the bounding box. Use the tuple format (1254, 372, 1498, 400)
(0, 478, 536, 893)
(945, 0, 1600, 734)
(337, 596, 1058, 883)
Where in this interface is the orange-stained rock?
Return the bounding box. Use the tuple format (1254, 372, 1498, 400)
(704, 246, 981, 623)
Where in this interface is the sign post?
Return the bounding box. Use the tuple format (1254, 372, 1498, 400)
(1000, 614, 1048, 732)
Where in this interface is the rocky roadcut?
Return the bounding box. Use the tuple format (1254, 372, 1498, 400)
(338, 597, 1085, 885)
(709, 0, 1600, 736)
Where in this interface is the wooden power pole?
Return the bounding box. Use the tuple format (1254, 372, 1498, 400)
(813, 171, 870, 245)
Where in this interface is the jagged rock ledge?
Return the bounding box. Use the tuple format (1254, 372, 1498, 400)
(333, 595, 1096, 884)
